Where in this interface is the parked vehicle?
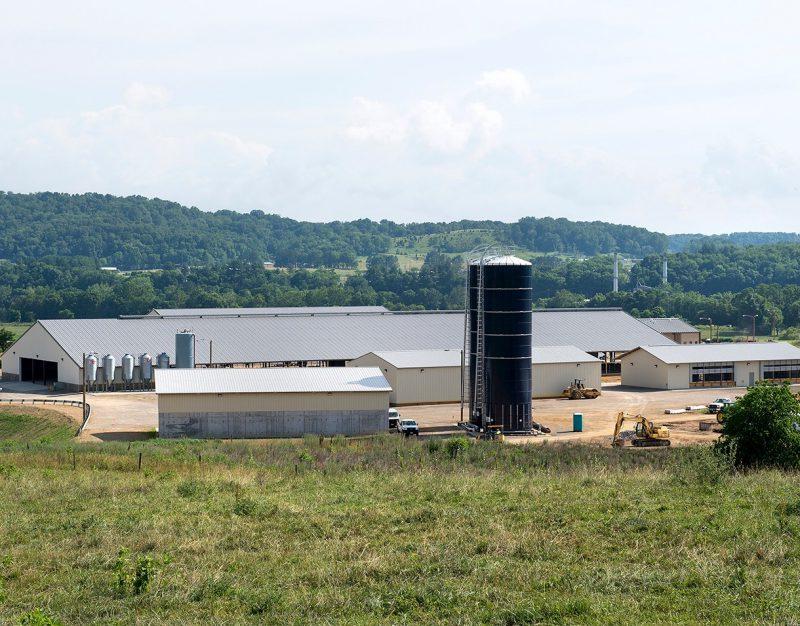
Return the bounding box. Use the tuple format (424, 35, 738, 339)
(397, 418, 419, 436)
(388, 408, 400, 430)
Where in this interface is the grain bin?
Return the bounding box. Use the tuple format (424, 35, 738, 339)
(102, 354, 116, 384)
(467, 254, 533, 432)
(84, 353, 99, 383)
(175, 331, 195, 369)
(121, 354, 135, 382)
(157, 352, 170, 369)
(139, 353, 153, 382)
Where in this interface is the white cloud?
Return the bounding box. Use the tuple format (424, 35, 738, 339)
(123, 82, 171, 108)
(476, 69, 532, 102)
(1, 85, 272, 206)
(345, 97, 407, 144)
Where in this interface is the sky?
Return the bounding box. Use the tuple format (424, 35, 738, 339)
(1, 1, 799, 233)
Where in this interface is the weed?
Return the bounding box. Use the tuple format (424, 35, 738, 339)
(18, 608, 63, 625)
(114, 549, 157, 596)
(233, 494, 258, 517)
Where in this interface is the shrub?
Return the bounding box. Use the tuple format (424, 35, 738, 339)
(444, 437, 470, 459)
(716, 382, 800, 468)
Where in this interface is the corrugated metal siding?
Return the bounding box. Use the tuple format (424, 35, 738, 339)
(159, 390, 388, 413)
(156, 367, 390, 394)
(532, 362, 602, 398)
(149, 306, 388, 317)
(394, 366, 462, 404)
(638, 342, 800, 364)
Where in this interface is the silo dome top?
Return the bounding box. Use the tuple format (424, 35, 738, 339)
(473, 254, 531, 266)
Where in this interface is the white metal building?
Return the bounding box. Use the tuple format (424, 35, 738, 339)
(156, 367, 391, 438)
(621, 342, 800, 390)
(532, 346, 602, 398)
(348, 350, 463, 405)
(348, 345, 600, 404)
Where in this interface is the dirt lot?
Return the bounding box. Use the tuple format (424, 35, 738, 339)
(397, 383, 795, 446)
(3, 381, 797, 445)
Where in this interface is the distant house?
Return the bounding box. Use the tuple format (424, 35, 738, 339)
(263, 261, 276, 270)
(638, 317, 701, 344)
(100, 266, 119, 272)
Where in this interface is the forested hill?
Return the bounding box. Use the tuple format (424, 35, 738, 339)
(668, 232, 800, 252)
(0, 192, 667, 268)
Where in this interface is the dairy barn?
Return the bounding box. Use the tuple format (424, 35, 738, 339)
(0, 306, 673, 393)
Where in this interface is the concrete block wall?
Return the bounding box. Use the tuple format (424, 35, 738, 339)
(159, 409, 388, 438)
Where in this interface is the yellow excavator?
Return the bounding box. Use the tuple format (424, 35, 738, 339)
(612, 412, 671, 447)
(561, 379, 601, 400)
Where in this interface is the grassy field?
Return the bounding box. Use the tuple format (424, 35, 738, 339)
(1, 430, 800, 624)
(1, 322, 32, 341)
(0, 406, 76, 443)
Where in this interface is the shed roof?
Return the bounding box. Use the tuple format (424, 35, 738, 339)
(638, 318, 700, 334)
(530, 308, 674, 353)
(634, 342, 800, 364)
(155, 366, 391, 395)
(532, 345, 600, 364)
(368, 350, 463, 368)
(146, 306, 388, 318)
(27, 307, 673, 369)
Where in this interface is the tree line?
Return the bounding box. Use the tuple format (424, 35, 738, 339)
(0, 192, 674, 270)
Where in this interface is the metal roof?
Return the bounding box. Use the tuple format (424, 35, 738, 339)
(146, 306, 388, 318)
(30, 308, 673, 369)
(367, 350, 463, 368)
(530, 309, 674, 353)
(635, 342, 800, 364)
(363, 345, 598, 367)
(155, 366, 391, 395)
(39, 311, 465, 367)
(638, 318, 700, 334)
(532, 346, 600, 364)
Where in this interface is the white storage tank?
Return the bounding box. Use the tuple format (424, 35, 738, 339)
(102, 354, 116, 384)
(139, 353, 153, 382)
(85, 353, 99, 383)
(121, 354, 135, 382)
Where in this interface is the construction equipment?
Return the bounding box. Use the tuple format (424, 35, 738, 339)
(562, 379, 601, 400)
(612, 412, 671, 447)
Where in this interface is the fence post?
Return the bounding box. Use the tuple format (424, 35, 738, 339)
(138, 452, 142, 471)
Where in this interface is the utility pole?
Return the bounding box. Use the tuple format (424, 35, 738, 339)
(700, 317, 713, 343)
(613, 253, 619, 293)
(743, 314, 758, 342)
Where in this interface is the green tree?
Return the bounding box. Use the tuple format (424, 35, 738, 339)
(716, 383, 800, 468)
(0, 328, 14, 352)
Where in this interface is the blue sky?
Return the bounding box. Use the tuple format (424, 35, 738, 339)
(1, 1, 798, 232)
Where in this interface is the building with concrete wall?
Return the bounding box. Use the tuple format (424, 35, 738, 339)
(639, 318, 702, 344)
(621, 342, 800, 390)
(156, 367, 390, 438)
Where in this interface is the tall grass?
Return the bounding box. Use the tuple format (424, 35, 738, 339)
(1, 436, 797, 624)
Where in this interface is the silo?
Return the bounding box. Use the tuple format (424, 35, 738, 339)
(157, 352, 170, 369)
(102, 354, 116, 385)
(175, 331, 195, 369)
(121, 354, 135, 382)
(85, 353, 99, 384)
(139, 353, 153, 382)
(467, 254, 533, 432)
